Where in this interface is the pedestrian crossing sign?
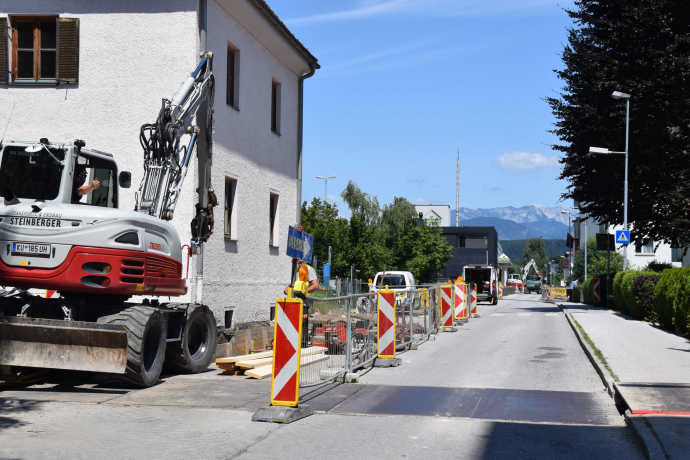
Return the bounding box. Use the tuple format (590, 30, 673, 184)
(615, 230, 630, 244)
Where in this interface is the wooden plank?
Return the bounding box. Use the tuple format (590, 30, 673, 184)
(245, 353, 330, 379)
(236, 347, 327, 369)
(246, 364, 272, 380)
(216, 350, 273, 364)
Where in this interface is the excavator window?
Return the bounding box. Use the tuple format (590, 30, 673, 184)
(0, 146, 64, 200)
(75, 155, 118, 208)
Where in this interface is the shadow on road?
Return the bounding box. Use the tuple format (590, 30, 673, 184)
(0, 398, 43, 432)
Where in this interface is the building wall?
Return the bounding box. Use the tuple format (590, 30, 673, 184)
(0, 0, 311, 325)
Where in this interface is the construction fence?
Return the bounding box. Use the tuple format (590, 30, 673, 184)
(297, 286, 440, 394)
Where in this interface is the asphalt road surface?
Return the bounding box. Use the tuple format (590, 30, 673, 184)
(0, 294, 646, 459)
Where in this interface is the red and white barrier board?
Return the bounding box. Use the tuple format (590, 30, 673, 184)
(270, 298, 304, 407)
(499, 283, 503, 300)
(440, 285, 454, 328)
(470, 285, 478, 316)
(453, 283, 467, 321)
(377, 290, 396, 358)
(593, 278, 601, 304)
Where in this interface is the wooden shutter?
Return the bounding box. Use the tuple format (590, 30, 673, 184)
(57, 17, 78, 83)
(0, 18, 6, 84)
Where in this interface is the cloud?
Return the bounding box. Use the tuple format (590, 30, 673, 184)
(483, 184, 505, 192)
(326, 194, 343, 203)
(495, 151, 560, 172)
(412, 197, 429, 204)
(406, 176, 427, 187)
(285, 0, 559, 27)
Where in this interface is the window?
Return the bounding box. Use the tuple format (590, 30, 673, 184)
(0, 145, 64, 200)
(271, 80, 281, 134)
(5, 16, 79, 84)
(226, 45, 239, 108)
(75, 155, 118, 208)
(672, 248, 682, 262)
(269, 192, 279, 246)
(635, 239, 654, 254)
(224, 176, 238, 240)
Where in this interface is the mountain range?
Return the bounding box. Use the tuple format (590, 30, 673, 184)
(447, 205, 575, 240)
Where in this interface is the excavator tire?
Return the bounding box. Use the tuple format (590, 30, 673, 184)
(95, 306, 167, 387)
(164, 304, 217, 374)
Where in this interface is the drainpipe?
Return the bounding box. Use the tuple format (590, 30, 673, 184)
(296, 63, 317, 224)
(196, 0, 208, 303)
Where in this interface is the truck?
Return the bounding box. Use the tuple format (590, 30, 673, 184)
(506, 273, 524, 290)
(463, 265, 499, 305)
(0, 52, 218, 387)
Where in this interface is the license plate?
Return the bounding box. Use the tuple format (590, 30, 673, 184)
(12, 242, 51, 258)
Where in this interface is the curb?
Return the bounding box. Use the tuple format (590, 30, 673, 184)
(557, 303, 616, 398)
(624, 414, 669, 460)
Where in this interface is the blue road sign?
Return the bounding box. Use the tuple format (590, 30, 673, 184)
(286, 226, 314, 263)
(615, 230, 631, 244)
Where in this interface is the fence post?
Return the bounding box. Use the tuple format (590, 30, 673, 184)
(346, 294, 353, 374)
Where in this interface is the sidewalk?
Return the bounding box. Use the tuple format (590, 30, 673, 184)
(560, 301, 690, 459)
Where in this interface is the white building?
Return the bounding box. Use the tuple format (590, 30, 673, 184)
(415, 205, 451, 227)
(574, 216, 682, 271)
(0, 0, 319, 326)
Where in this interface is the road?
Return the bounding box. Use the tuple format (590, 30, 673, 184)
(0, 294, 646, 459)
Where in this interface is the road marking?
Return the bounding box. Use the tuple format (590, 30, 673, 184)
(545, 313, 559, 317)
(491, 313, 505, 317)
(518, 313, 531, 316)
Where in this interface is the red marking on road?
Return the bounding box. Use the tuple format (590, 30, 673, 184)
(631, 410, 690, 416)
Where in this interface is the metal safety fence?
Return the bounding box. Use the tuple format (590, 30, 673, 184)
(297, 286, 440, 392)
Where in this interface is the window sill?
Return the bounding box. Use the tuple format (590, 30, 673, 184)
(271, 130, 281, 137)
(634, 253, 655, 256)
(227, 104, 240, 112)
(224, 235, 238, 242)
(9, 79, 59, 86)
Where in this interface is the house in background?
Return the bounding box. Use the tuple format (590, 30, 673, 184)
(415, 205, 451, 227)
(0, 0, 319, 326)
(573, 216, 683, 271)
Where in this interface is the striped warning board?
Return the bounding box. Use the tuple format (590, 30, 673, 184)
(440, 285, 454, 328)
(470, 284, 478, 316)
(45, 290, 58, 298)
(453, 283, 467, 321)
(499, 283, 503, 300)
(270, 298, 304, 407)
(377, 290, 396, 358)
(593, 278, 601, 304)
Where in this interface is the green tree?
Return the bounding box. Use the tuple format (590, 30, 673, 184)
(547, 0, 690, 248)
(300, 198, 351, 277)
(572, 237, 624, 280)
(523, 237, 548, 277)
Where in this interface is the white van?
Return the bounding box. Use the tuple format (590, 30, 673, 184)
(371, 271, 416, 295)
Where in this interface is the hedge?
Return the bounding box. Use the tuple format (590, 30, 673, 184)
(613, 272, 626, 313)
(620, 271, 654, 319)
(632, 274, 660, 321)
(572, 285, 583, 303)
(582, 279, 593, 304)
(653, 267, 690, 335)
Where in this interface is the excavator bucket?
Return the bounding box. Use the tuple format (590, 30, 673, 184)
(0, 317, 128, 374)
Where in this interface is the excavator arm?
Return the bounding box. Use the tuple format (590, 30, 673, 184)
(136, 52, 215, 230)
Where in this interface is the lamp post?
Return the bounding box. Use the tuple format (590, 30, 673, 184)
(562, 210, 572, 283)
(589, 90, 630, 271)
(315, 175, 336, 204)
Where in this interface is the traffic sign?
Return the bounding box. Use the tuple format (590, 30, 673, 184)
(286, 226, 314, 262)
(616, 230, 630, 244)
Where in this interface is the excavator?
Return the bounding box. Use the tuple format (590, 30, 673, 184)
(522, 259, 543, 294)
(0, 52, 218, 387)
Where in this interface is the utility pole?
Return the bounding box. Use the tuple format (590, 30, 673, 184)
(456, 146, 460, 227)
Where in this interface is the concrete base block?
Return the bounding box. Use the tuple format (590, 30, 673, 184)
(335, 372, 360, 383)
(373, 357, 402, 367)
(252, 404, 314, 424)
(441, 327, 458, 332)
(320, 369, 343, 380)
(407, 342, 419, 350)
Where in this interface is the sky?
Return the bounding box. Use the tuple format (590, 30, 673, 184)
(268, 0, 577, 215)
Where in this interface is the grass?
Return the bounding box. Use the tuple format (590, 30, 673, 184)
(571, 315, 620, 382)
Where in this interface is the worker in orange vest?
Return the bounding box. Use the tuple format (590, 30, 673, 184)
(284, 258, 319, 346)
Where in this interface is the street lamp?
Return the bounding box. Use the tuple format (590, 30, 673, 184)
(315, 175, 336, 203)
(589, 90, 631, 271)
(562, 210, 572, 283)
